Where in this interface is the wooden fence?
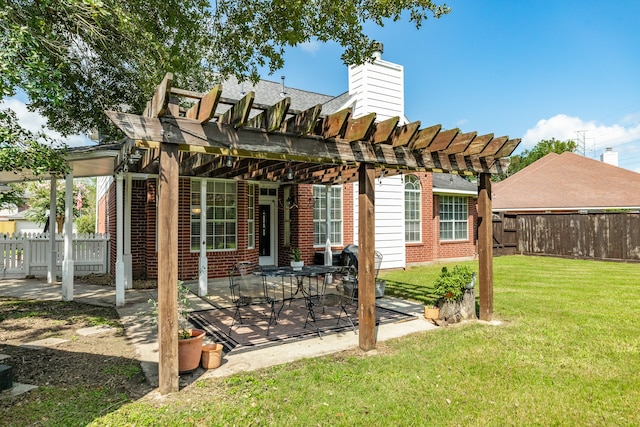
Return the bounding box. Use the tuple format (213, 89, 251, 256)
(0, 233, 110, 277)
(493, 212, 640, 262)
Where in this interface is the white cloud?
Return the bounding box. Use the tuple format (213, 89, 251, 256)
(299, 40, 322, 54)
(522, 113, 640, 152)
(0, 97, 91, 147)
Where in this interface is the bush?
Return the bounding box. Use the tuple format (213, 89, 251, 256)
(433, 265, 475, 302)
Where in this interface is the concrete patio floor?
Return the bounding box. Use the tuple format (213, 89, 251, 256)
(0, 275, 437, 390)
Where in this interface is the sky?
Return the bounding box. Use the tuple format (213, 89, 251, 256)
(262, 0, 640, 172)
(3, 0, 640, 171)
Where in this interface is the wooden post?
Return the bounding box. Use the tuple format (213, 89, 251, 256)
(478, 173, 493, 320)
(358, 162, 376, 351)
(157, 142, 180, 394)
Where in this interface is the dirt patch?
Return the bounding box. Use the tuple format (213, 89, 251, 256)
(0, 297, 154, 405)
(80, 273, 158, 289)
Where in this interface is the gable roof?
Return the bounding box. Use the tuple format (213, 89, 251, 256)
(433, 173, 477, 196)
(220, 75, 344, 115)
(493, 151, 640, 211)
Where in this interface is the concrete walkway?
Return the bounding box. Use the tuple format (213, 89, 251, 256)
(0, 276, 437, 390)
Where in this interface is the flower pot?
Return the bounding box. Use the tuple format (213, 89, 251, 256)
(178, 329, 206, 374)
(291, 260, 304, 271)
(201, 343, 224, 369)
(424, 306, 440, 320)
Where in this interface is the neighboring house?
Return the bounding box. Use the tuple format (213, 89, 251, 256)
(0, 191, 42, 235)
(96, 46, 479, 280)
(0, 207, 42, 235)
(493, 151, 640, 213)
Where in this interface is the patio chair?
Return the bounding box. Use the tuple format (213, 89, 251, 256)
(303, 271, 356, 337)
(339, 248, 385, 301)
(228, 261, 277, 335)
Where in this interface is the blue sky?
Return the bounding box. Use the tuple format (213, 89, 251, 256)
(3, 0, 640, 171)
(260, 0, 640, 172)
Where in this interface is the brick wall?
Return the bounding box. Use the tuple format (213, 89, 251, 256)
(405, 172, 435, 263)
(432, 193, 478, 260)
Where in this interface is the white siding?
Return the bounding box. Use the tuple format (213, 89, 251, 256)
(348, 59, 405, 123)
(352, 175, 406, 270)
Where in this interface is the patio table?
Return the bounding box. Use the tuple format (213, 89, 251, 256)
(257, 265, 341, 320)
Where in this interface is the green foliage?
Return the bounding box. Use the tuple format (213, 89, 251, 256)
(0, 184, 25, 210)
(432, 264, 474, 302)
(0, 108, 68, 176)
(147, 280, 193, 339)
(23, 180, 90, 232)
(1, 0, 450, 138)
(290, 247, 302, 262)
(494, 138, 577, 181)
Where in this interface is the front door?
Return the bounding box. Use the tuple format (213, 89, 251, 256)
(258, 200, 277, 266)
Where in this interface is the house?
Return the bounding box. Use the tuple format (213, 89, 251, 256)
(96, 46, 482, 282)
(492, 151, 640, 213)
(492, 151, 640, 261)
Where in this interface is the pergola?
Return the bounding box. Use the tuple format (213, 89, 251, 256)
(107, 73, 521, 394)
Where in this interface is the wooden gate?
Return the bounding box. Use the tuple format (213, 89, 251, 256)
(493, 212, 517, 256)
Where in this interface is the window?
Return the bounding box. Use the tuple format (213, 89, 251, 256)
(313, 185, 342, 246)
(439, 195, 468, 241)
(191, 179, 237, 251)
(247, 183, 255, 249)
(404, 175, 421, 242)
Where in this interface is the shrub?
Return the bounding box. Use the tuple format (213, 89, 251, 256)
(433, 265, 475, 302)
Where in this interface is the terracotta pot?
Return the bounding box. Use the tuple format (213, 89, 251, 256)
(178, 329, 206, 374)
(424, 306, 440, 320)
(201, 343, 224, 369)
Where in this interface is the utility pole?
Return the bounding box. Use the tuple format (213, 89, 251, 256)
(576, 130, 587, 156)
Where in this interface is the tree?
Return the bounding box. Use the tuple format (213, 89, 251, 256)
(23, 180, 89, 233)
(1, 0, 450, 139)
(0, 108, 68, 176)
(493, 138, 577, 181)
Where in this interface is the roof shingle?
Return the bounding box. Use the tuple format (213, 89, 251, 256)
(493, 152, 640, 211)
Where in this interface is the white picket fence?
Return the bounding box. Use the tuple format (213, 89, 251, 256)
(0, 232, 110, 277)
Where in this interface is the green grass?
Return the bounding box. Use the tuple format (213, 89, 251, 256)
(20, 256, 640, 426)
(90, 255, 640, 426)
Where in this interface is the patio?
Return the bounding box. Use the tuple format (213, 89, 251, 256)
(0, 275, 434, 388)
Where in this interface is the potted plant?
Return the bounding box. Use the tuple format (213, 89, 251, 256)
(290, 248, 304, 271)
(433, 265, 475, 303)
(148, 281, 206, 374)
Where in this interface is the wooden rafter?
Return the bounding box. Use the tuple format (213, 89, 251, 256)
(105, 74, 522, 395)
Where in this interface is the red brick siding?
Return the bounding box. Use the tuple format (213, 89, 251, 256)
(432, 192, 478, 260)
(142, 178, 260, 280)
(405, 173, 435, 263)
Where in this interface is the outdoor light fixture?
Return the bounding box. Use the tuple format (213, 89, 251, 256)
(129, 149, 142, 164)
(378, 170, 386, 185)
(287, 165, 294, 180)
(226, 156, 233, 167)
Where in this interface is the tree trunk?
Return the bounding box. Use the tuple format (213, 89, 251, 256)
(438, 289, 477, 323)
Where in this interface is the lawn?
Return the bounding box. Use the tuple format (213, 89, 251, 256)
(39, 256, 640, 425)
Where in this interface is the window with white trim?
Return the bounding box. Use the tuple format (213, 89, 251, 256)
(439, 195, 468, 241)
(313, 185, 343, 246)
(247, 183, 255, 249)
(190, 179, 237, 251)
(404, 174, 421, 242)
